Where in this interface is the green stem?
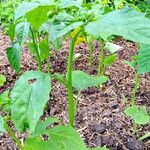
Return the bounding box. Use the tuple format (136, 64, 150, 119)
(98, 41, 105, 76)
(67, 29, 82, 127)
(89, 42, 94, 66)
(30, 28, 42, 71)
(3, 119, 23, 150)
(131, 75, 140, 105)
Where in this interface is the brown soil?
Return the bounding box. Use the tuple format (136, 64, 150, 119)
(0, 29, 150, 150)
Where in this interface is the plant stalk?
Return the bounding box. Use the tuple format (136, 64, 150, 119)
(3, 119, 23, 150)
(98, 41, 105, 76)
(30, 28, 42, 71)
(131, 75, 140, 105)
(67, 29, 82, 127)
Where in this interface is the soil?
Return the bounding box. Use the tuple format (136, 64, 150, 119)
(0, 29, 150, 150)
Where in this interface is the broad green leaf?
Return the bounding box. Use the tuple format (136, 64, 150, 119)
(124, 105, 150, 125)
(15, 2, 39, 21)
(8, 24, 15, 42)
(39, 38, 50, 61)
(15, 22, 30, 44)
(59, 0, 82, 9)
(104, 54, 117, 67)
(26, 5, 55, 30)
(24, 125, 87, 150)
(123, 60, 137, 70)
(0, 74, 6, 86)
(48, 12, 83, 41)
(6, 41, 22, 73)
(85, 7, 150, 44)
(11, 71, 51, 133)
(137, 44, 150, 74)
(71, 70, 108, 91)
(105, 42, 123, 53)
(0, 116, 5, 133)
(33, 117, 59, 136)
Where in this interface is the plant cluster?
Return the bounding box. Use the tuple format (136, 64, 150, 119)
(0, 0, 150, 149)
(0, 0, 29, 32)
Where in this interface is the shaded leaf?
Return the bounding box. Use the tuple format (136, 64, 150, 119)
(39, 38, 49, 61)
(86, 7, 150, 44)
(26, 5, 55, 30)
(33, 117, 59, 136)
(11, 71, 51, 133)
(6, 42, 22, 73)
(138, 44, 150, 74)
(24, 125, 87, 150)
(15, 2, 39, 20)
(123, 60, 137, 70)
(59, 0, 82, 9)
(15, 22, 30, 44)
(71, 70, 108, 91)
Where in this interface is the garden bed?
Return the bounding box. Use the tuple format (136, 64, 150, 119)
(0, 29, 149, 150)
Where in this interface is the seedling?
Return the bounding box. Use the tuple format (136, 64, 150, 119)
(124, 105, 150, 134)
(0, 70, 109, 150)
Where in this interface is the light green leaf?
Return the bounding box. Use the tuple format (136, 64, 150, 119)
(0, 116, 5, 133)
(15, 22, 30, 44)
(15, 2, 39, 21)
(71, 70, 108, 91)
(48, 12, 83, 41)
(124, 105, 150, 125)
(33, 117, 59, 136)
(6, 41, 22, 73)
(39, 38, 49, 61)
(104, 54, 117, 67)
(26, 5, 55, 30)
(11, 71, 51, 133)
(86, 7, 150, 44)
(123, 60, 137, 70)
(0, 74, 6, 87)
(59, 0, 82, 9)
(138, 44, 150, 74)
(8, 24, 15, 42)
(24, 125, 87, 150)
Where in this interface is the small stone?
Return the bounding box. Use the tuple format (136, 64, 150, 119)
(93, 136, 102, 146)
(127, 138, 145, 150)
(95, 124, 106, 133)
(103, 109, 112, 117)
(109, 101, 118, 109)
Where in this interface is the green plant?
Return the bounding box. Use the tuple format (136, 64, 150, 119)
(3, 0, 150, 149)
(124, 105, 150, 133)
(123, 44, 150, 133)
(0, 70, 108, 149)
(0, 74, 6, 86)
(0, 0, 29, 32)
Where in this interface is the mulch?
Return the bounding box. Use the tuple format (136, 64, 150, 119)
(0, 29, 150, 150)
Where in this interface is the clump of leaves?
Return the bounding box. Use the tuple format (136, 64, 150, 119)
(124, 105, 150, 125)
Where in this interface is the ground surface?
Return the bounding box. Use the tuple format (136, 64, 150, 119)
(0, 29, 150, 150)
